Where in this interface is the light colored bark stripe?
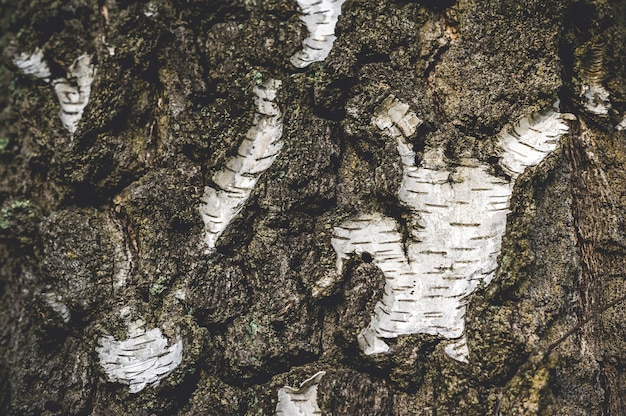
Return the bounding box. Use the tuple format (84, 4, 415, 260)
(290, 0, 346, 68)
(199, 79, 283, 252)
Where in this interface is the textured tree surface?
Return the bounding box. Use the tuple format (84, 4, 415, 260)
(1, 0, 626, 415)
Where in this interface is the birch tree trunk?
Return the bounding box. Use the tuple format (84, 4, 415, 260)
(1, 0, 625, 414)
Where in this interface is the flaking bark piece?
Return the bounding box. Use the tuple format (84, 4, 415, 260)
(276, 371, 326, 416)
(372, 94, 423, 139)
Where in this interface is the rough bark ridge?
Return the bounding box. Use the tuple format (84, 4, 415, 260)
(1, 0, 625, 414)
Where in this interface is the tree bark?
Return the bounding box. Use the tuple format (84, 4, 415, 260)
(1, 0, 625, 414)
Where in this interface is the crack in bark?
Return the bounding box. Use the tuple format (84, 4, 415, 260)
(562, 117, 625, 414)
(110, 202, 139, 290)
(424, 15, 455, 124)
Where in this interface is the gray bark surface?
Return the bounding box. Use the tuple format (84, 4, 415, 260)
(1, 0, 625, 414)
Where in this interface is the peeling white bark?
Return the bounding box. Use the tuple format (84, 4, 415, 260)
(581, 84, 611, 116)
(276, 371, 325, 416)
(96, 320, 183, 393)
(332, 213, 425, 355)
(497, 102, 575, 178)
(331, 96, 574, 361)
(333, 208, 498, 358)
(199, 79, 283, 252)
(14, 50, 95, 134)
(13, 48, 51, 81)
(52, 54, 96, 134)
(290, 0, 346, 68)
(372, 95, 423, 139)
(444, 337, 469, 364)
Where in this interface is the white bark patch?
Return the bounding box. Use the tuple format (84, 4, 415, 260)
(96, 320, 183, 393)
(497, 103, 576, 178)
(372, 95, 423, 139)
(332, 213, 425, 355)
(581, 84, 611, 116)
(616, 116, 626, 131)
(290, 0, 346, 68)
(14, 50, 96, 134)
(13, 48, 51, 81)
(332, 97, 574, 361)
(52, 54, 96, 134)
(43, 292, 70, 323)
(444, 337, 470, 363)
(276, 371, 325, 416)
(199, 79, 283, 252)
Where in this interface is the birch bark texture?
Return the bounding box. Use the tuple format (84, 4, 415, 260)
(1, 0, 626, 415)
